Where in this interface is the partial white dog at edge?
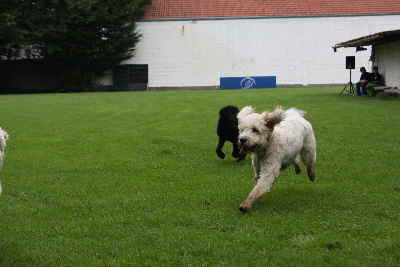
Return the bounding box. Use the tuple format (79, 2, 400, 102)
(0, 127, 9, 195)
(237, 106, 316, 212)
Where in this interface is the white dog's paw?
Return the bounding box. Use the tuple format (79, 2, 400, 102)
(239, 201, 252, 213)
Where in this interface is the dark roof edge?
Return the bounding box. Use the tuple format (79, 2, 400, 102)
(334, 29, 400, 48)
(139, 12, 400, 22)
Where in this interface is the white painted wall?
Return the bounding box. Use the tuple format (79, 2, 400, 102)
(116, 14, 400, 88)
(375, 40, 400, 88)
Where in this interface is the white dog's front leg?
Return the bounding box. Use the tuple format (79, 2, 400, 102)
(252, 154, 261, 183)
(240, 162, 280, 212)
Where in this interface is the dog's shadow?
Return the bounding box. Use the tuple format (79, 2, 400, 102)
(218, 157, 249, 166)
(0, 242, 39, 266)
(250, 185, 330, 215)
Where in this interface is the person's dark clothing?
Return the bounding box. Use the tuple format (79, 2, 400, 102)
(370, 72, 383, 85)
(360, 72, 370, 81)
(356, 71, 370, 96)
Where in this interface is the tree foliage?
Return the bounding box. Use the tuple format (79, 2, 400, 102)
(0, 0, 150, 89)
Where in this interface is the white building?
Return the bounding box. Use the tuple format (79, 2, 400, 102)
(375, 40, 400, 88)
(103, 0, 400, 90)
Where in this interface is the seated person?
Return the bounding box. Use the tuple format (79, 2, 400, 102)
(369, 66, 384, 86)
(365, 66, 385, 96)
(356, 67, 370, 96)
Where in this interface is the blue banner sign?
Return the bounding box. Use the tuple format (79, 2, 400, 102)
(220, 76, 276, 89)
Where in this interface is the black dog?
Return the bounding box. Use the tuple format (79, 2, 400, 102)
(216, 105, 246, 161)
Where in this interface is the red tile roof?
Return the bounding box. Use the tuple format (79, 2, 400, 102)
(143, 0, 400, 19)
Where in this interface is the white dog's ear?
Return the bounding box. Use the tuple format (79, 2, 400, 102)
(263, 105, 284, 129)
(237, 106, 254, 120)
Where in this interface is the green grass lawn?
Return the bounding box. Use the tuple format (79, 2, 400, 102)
(0, 87, 399, 266)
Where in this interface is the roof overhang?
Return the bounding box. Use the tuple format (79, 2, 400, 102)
(333, 29, 400, 51)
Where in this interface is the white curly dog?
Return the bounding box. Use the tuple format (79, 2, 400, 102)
(0, 127, 9, 195)
(237, 106, 316, 212)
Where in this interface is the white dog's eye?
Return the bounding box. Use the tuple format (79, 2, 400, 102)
(252, 127, 259, 133)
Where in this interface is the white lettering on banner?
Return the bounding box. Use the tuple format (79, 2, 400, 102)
(240, 77, 256, 89)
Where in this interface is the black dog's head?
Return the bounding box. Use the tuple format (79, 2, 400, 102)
(216, 105, 246, 161)
(218, 105, 240, 134)
(219, 105, 239, 123)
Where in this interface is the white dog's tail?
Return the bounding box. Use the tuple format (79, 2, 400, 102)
(0, 128, 9, 170)
(284, 108, 306, 118)
(0, 128, 8, 154)
(0, 128, 8, 195)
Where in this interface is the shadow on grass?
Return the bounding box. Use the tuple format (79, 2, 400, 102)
(216, 157, 251, 166)
(0, 242, 39, 266)
(249, 185, 333, 215)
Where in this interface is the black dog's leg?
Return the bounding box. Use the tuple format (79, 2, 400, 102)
(232, 141, 246, 161)
(232, 141, 240, 158)
(216, 137, 226, 159)
(294, 162, 302, 174)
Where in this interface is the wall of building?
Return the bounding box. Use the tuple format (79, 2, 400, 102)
(115, 14, 400, 88)
(375, 40, 400, 88)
